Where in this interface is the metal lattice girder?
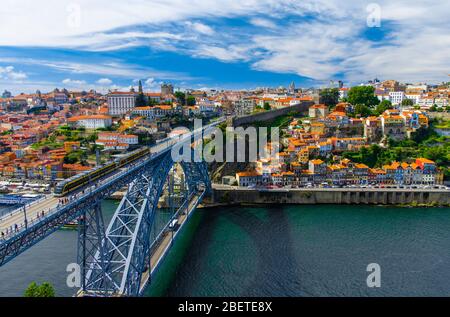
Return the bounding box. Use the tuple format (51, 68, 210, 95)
(0, 149, 167, 268)
(82, 149, 212, 296)
(0, 119, 223, 269)
(78, 202, 108, 294)
(83, 152, 174, 296)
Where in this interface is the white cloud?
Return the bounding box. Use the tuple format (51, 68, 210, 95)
(62, 78, 87, 86)
(0, 57, 194, 81)
(0, 65, 28, 82)
(145, 77, 161, 89)
(0, 0, 281, 47)
(194, 45, 250, 62)
(0, 0, 449, 84)
(96, 78, 113, 85)
(185, 22, 215, 35)
(249, 18, 277, 29)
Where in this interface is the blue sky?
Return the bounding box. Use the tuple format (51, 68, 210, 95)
(0, 0, 449, 94)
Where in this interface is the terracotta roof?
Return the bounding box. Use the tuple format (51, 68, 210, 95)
(68, 115, 111, 121)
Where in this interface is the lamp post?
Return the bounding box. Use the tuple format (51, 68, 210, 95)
(23, 203, 28, 229)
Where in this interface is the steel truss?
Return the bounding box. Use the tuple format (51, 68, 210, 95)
(0, 146, 183, 267)
(80, 150, 211, 296)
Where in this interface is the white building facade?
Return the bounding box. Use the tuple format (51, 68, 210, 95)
(107, 92, 137, 116)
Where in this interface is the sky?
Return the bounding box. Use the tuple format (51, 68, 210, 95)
(0, 0, 449, 94)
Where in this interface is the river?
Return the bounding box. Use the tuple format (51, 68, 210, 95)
(1, 202, 450, 297)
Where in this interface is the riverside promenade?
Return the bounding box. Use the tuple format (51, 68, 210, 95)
(210, 185, 450, 206)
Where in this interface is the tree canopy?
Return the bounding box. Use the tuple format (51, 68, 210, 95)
(347, 86, 379, 107)
(174, 91, 186, 105)
(401, 98, 414, 106)
(319, 88, 339, 108)
(24, 282, 55, 297)
(186, 95, 196, 106)
(374, 100, 393, 115)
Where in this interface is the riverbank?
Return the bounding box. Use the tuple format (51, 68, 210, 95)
(210, 186, 450, 206)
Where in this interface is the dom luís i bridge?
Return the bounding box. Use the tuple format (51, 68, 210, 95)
(0, 118, 225, 296)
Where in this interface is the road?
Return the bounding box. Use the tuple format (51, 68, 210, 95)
(213, 184, 450, 193)
(139, 192, 201, 294)
(0, 195, 59, 236)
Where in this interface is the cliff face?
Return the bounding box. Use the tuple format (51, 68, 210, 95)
(208, 133, 253, 183)
(209, 161, 251, 183)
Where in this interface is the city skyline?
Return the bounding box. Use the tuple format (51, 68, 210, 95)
(1, 0, 450, 94)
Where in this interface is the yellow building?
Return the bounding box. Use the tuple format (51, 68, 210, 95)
(310, 122, 326, 135)
(64, 141, 81, 153)
(297, 148, 309, 164)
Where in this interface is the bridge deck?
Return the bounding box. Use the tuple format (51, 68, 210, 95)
(0, 119, 224, 240)
(0, 196, 59, 236)
(139, 192, 201, 295)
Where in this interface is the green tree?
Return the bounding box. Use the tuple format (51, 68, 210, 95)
(186, 95, 196, 106)
(319, 88, 339, 108)
(24, 282, 39, 297)
(174, 91, 186, 105)
(401, 98, 414, 107)
(374, 100, 393, 115)
(24, 282, 55, 297)
(147, 98, 157, 106)
(347, 86, 379, 107)
(354, 104, 372, 117)
(37, 282, 56, 297)
(263, 102, 271, 111)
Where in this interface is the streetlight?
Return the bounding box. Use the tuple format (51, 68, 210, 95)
(22, 203, 28, 229)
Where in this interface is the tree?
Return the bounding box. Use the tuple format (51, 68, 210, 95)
(401, 98, 414, 107)
(354, 104, 372, 117)
(174, 91, 186, 105)
(37, 282, 56, 297)
(319, 88, 339, 108)
(347, 86, 379, 107)
(135, 80, 146, 107)
(374, 100, 393, 115)
(186, 95, 196, 106)
(263, 102, 271, 111)
(24, 282, 55, 297)
(24, 282, 39, 297)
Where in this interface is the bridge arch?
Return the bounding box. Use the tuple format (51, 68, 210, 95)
(80, 150, 210, 297)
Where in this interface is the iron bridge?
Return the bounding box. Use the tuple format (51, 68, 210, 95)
(0, 120, 223, 296)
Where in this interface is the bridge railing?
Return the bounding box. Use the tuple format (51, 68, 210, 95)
(0, 140, 178, 242)
(0, 195, 47, 222)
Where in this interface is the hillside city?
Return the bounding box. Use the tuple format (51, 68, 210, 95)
(0, 79, 449, 195)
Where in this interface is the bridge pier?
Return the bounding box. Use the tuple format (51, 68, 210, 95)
(78, 202, 109, 295)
